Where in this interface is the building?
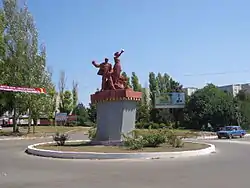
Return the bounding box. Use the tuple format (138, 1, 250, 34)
(241, 83, 250, 93)
(218, 84, 242, 96)
(183, 87, 198, 96)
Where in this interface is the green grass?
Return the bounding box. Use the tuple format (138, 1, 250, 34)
(37, 141, 209, 153)
(0, 126, 90, 137)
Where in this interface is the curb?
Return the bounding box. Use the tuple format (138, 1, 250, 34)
(26, 140, 216, 160)
(185, 134, 250, 140)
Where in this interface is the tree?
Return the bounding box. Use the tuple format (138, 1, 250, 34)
(121, 72, 131, 88)
(72, 80, 78, 113)
(75, 103, 89, 125)
(236, 90, 250, 130)
(136, 87, 150, 123)
(58, 71, 66, 112)
(87, 103, 97, 124)
(2, 0, 38, 132)
(0, 10, 5, 61)
(131, 72, 142, 92)
(59, 90, 73, 115)
(185, 84, 237, 130)
(148, 72, 183, 126)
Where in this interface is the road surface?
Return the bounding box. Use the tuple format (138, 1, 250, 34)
(0, 136, 250, 188)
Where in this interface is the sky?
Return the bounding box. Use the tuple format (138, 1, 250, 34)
(26, 0, 250, 105)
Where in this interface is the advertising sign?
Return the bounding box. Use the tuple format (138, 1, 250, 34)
(154, 92, 185, 108)
(55, 113, 68, 121)
(0, 85, 46, 94)
(67, 115, 77, 122)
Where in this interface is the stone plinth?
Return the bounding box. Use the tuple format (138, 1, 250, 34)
(90, 89, 142, 144)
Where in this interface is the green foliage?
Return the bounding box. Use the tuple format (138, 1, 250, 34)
(135, 122, 171, 129)
(123, 134, 145, 150)
(121, 72, 132, 88)
(87, 103, 97, 123)
(131, 72, 142, 92)
(166, 130, 184, 148)
(53, 132, 69, 146)
(72, 81, 78, 110)
(122, 129, 183, 150)
(184, 84, 237, 130)
(142, 129, 166, 147)
(236, 90, 250, 130)
(75, 104, 89, 125)
(88, 127, 97, 140)
(59, 90, 73, 114)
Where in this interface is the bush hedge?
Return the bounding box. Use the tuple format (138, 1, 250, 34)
(135, 122, 172, 129)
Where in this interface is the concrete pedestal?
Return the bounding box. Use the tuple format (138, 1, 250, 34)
(90, 89, 142, 144)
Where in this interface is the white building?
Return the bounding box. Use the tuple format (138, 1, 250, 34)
(183, 87, 198, 96)
(241, 83, 250, 93)
(218, 84, 242, 96)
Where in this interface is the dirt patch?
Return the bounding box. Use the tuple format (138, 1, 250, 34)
(36, 141, 209, 153)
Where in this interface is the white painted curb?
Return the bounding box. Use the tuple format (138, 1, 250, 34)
(26, 140, 216, 160)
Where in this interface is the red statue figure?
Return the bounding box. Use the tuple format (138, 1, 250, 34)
(92, 49, 129, 91)
(92, 58, 115, 91)
(111, 49, 130, 89)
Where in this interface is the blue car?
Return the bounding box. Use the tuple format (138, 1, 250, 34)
(217, 126, 246, 139)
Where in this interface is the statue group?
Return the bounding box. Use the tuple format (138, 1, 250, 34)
(92, 49, 129, 91)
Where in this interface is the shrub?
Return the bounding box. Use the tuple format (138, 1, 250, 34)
(135, 122, 173, 129)
(84, 122, 96, 127)
(166, 130, 184, 148)
(142, 130, 166, 147)
(135, 122, 144, 129)
(53, 132, 69, 146)
(88, 127, 97, 140)
(123, 134, 145, 150)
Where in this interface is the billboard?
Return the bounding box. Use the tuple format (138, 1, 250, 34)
(55, 113, 68, 121)
(154, 92, 185, 108)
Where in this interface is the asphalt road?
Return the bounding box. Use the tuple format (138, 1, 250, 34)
(0, 137, 250, 188)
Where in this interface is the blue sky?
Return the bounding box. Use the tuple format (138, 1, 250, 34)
(27, 0, 250, 105)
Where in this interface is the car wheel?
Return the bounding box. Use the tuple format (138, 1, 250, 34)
(218, 136, 222, 139)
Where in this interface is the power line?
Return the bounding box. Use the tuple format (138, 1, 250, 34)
(183, 69, 250, 77)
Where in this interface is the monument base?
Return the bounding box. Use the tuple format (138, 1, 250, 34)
(89, 140, 122, 146)
(91, 89, 142, 143)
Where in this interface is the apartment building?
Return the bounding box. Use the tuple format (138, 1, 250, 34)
(241, 83, 250, 93)
(183, 87, 198, 96)
(217, 83, 250, 96)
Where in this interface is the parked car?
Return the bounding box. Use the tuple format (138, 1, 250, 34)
(217, 126, 246, 139)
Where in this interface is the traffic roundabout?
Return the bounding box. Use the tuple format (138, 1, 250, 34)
(26, 140, 216, 160)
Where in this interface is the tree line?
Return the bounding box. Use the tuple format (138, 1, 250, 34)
(0, 0, 58, 133)
(1, 0, 249, 133)
(133, 73, 249, 131)
(85, 72, 250, 131)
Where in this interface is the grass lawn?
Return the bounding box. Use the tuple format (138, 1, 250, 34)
(0, 126, 90, 137)
(37, 141, 209, 153)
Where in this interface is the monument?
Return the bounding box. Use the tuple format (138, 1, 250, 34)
(91, 49, 142, 145)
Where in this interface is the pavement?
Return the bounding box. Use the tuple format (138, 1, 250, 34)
(1, 134, 250, 188)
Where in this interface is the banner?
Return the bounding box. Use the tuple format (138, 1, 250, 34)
(0, 85, 46, 94)
(55, 113, 68, 121)
(67, 115, 77, 122)
(154, 92, 185, 108)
